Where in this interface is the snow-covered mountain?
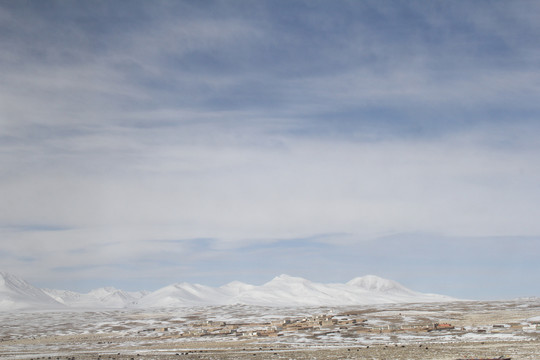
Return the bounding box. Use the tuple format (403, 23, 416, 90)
(136, 282, 228, 308)
(44, 287, 147, 309)
(0, 272, 64, 311)
(135, 274, 455, 308)
(0, 272, 456, 311)
(347, 274, 412, 293)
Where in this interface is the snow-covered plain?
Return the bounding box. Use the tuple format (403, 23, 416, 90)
(0, 272, 455, 311)
(0, 298, 539, 360)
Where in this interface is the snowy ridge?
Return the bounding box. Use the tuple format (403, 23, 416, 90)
(0, 272, 64, 310)
(135, 274, 456, 308)
(0, 272, 456, 311)
(136, 282, 227, 307)
(44, 287, 147, 309)
(347, 274, 416, 295)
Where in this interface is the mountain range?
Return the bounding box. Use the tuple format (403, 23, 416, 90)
(0, 271, 455, 311)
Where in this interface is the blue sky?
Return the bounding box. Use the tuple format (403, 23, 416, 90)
(1, 0, 540, 299)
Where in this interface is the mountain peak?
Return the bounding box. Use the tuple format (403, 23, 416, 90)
(347, 275, 410, 293)
(221, 280, 252, 289)
(87, 286, 120, 297)
(0, 271, 28, 288)
(1, 273, 455, 310)
(266, 274, 310, 284)
(0, 271, 63, 310)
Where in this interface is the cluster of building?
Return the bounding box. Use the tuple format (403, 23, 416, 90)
(134, 313, 540, 340)
(136, 315, 453, 339)
(136, 314, 364, 338)
(180, 315, 354, 338)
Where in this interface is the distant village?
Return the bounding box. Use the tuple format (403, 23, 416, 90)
(136, 312, 540, 340)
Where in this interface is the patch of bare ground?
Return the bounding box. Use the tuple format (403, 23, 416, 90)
(2, 335, 540, 360)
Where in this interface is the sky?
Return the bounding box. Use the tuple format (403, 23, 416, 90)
(1, 0, 540, 300)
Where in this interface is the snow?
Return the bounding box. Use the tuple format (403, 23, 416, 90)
(135, 274, 456, 308)
(0, 272, 64, 311)
(1, 298, 538, 358)
(0, 271, 457, 311)
(347, 274, 415, 294)
(136, 282, 229, 307)
(44, 287, 147, 309)
(219, 281, 256, 296)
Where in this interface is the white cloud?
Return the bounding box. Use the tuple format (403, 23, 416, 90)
(2, 127, 540, 243)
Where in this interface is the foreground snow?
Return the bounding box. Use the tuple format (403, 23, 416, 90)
(0, 272, 455, 311)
